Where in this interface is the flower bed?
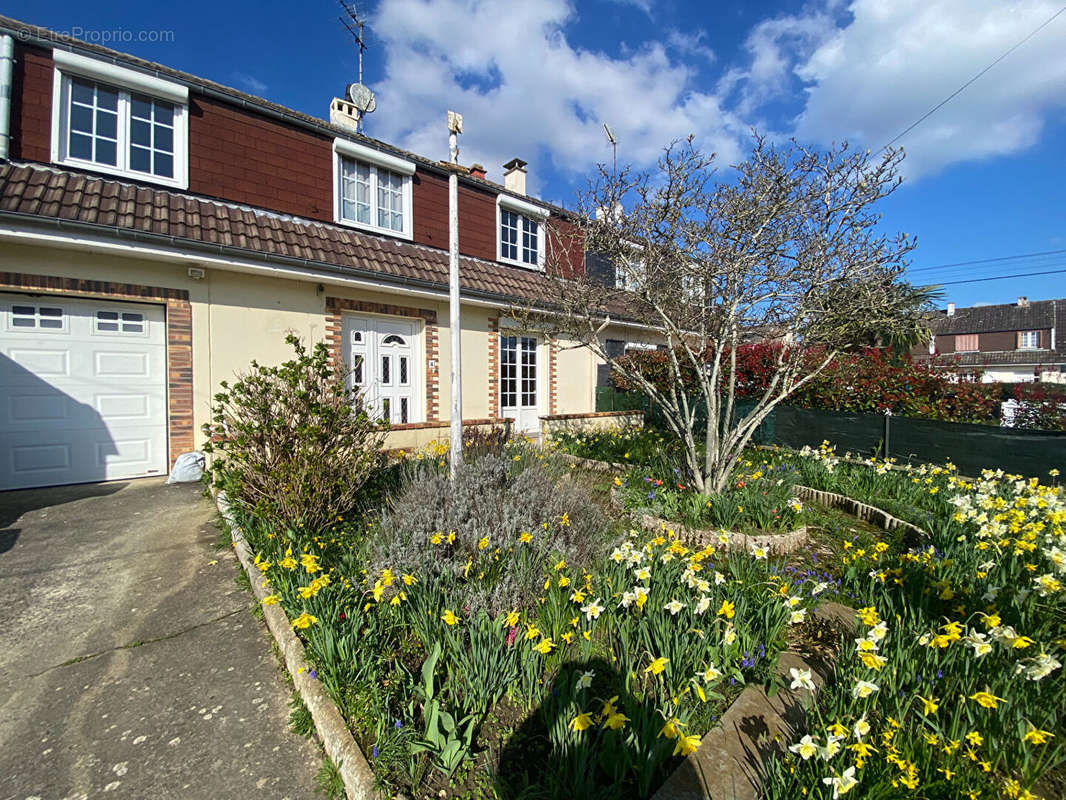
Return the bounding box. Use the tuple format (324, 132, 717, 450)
(762, 456, 1066, 799)
(230, 444, 824, 798)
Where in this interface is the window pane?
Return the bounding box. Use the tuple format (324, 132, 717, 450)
(69, 133, 92, 160)
(70, 104, 93, 134)
(155, 125, 173, 153)
(130, 95, 152, 120)
(154, 153, 174, 178)
(130, 146, 151, 173)
(399, 356, 408, 385)
(154, 101, 174, 127)
(39, 308, 62, 318)
(40, 318, 63, 329)
(381, 355, 390, 384)
(400, 397, 409, 424)
(96, 85, 119, 111)
(95, 109, 117, 140)
(352, 354, 364, 384)
(131, 119, 152, 147)
(95, 138, 117, 166)
(71, 79, 95, 105)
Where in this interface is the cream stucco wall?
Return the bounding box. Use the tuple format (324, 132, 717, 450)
(0, 241, 615, 459)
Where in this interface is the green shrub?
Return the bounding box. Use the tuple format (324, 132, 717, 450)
(202, 334, 385, 540)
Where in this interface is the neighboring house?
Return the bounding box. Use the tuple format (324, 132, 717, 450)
(0, 16, 648, 491)
(915, 297, 1066, 383)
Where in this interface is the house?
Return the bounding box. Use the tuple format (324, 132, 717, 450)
(916, 296, 1066, 383)
(0, 16, 648, 491)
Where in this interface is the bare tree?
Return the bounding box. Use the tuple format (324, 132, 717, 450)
(519, 134, 926, 495)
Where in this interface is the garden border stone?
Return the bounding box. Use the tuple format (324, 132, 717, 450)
(793, 485, 926, 539)
(608, 484, 810, 555)
(215, 491, 378, 800)
(654, 601, 856, 800)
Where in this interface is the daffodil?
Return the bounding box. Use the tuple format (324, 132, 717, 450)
(441, 609, 460, 626)
(645, 656, 669, 675)
(716, 599, 735, 619)
(789, 734, 819, 760)
(968, 690, 1005, 709)
(262, 594, 280, 605)
(673, 733, 700, 756)
(533, 637, 555, 654)
(570, 711, 594, 732)
(1023, 726, 1054, 745)
(292, 612, 318, 629)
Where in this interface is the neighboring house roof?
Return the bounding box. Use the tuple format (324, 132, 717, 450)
(0, 14, 570, 220)
(931, 299, 1059, 335)
(0, 161, 573, 309)
(924, 298, 1066, 370)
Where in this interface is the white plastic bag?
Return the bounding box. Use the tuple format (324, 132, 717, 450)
(167, 451, 205, 483)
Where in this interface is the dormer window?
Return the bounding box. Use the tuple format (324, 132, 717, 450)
(497, 194, 549, 270)
(1019, 330, 1042, 349)
(333, 139, 414, 240)
(51, 50, 189, 188)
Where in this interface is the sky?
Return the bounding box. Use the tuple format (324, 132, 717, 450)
(7, 0, 1066, 308)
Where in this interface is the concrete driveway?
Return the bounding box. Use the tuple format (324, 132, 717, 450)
(0, 479, 321, 800)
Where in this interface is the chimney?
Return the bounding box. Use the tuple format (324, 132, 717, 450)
(946, 302, 955, 316)
(1018, 296, 1029, 307)
(503, 158, 527, 195)
(469, 163, 486, 180)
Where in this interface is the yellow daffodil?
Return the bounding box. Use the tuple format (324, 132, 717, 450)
(673, 733, 700, 756)
(441, 609, 460, 626)
(645, 656, 669, 675)
(533, 638, 555, 655)
(262, 594, 280, 605)
(292, 612, 318, 629)
(968, 691, 1005, 709)
(1023, 726, 1054, 745)
(716, 599, 735, 619)
(570, 711, 594, 732)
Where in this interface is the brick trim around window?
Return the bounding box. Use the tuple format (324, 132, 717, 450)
(325, 296, 440, 422)
(548, 336, 558, 415)
(0, 271, 194, 466)
(488, 314, 500, 418)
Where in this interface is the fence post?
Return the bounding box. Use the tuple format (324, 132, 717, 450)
(882, 409, 892, 460)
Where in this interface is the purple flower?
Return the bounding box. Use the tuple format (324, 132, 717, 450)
(309, 669, 317, 680)
(395, 719, 403, 729)
(372, 745, 378, 758)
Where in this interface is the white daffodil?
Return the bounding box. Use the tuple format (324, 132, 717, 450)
(789, 734, 818, 760)
(789, 667, 815, 691)
(819, 734, 844, 761)
(664, 599, 685, 615)
(790, 608, 807, 625)
(581, 598, 605, 621)
(576, 670, 595, 690)
(634, 566, 651, 581)
(853, 715, 870, 740)
(694, 595, 711, 615)
(822, 765, 858, 799)
(867, 621, 888, 642)
(701, 663, 723, 683)
(811, 581, 829, 596)
(852, 680, 879, 699)
(714, 571, 727, 585)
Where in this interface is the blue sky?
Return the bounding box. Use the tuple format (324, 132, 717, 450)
(7, 0, 1066, 307)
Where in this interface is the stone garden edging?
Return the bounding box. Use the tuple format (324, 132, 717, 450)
(792, 485, 926, 539)
(215, 491, 378, 800)
(654, 602, 856, 800)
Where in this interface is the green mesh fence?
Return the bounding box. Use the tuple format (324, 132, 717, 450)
(596, 388, 1066, 479)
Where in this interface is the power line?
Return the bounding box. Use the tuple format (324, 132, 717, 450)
(882, 4, 1066, 150)
(936, 267, 1066, 286)
(909, 247, 1066, 273)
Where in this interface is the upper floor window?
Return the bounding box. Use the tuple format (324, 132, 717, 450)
(52, 50, 189, 189)
(955, 334, 979, 352)
(1019, 330, 1042, 350)
(497, 195, 548, 269)
(333, 139, 414, 240)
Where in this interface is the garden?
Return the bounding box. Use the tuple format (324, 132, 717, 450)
(206, 339, 1064, 800)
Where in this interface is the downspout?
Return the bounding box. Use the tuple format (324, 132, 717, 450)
(0, 34, 13, 160)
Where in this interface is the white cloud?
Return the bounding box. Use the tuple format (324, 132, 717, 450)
(791, 0, 1066, 177)
(365, 0, 744, 193)
(232, 71, 268, 94)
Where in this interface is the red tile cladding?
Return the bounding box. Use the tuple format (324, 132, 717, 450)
(188, 96, 333, 221)
(10, 44, 53, 163)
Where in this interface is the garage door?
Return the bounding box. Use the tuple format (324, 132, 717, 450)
(0, 292, 168, 490)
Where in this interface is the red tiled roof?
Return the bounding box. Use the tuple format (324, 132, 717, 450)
(0, 161, 566, 306)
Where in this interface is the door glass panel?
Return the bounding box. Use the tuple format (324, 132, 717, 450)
(400, 397, 409, 424)
(381, 355, 391, 385)
(351, 354, 364, 385)
(382, 397, 390, 422)
(399, 356, 409, 386)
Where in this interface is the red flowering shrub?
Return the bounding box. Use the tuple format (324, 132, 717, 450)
(613, 344, 1002, 424)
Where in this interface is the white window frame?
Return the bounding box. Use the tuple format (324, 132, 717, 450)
(1019, 330, 1041, 350)
(332, 139, 414, 240)
(497, 194, 549, 270)
(51, 50, 189, 189)
(4, 300, 69, 334)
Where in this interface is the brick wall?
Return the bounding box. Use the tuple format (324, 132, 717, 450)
(325, 297, 440, 423)
(10, 44, 53, 162)
(548, 337, 558, 414)
(188, 95, 334, 221)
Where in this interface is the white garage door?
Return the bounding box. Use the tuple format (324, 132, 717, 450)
(0, 292, 168, 490)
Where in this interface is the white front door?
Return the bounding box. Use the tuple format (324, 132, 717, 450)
(0, 292, 168, 490)
(500, 334, 540, 433)
(343, 314, 420, 425)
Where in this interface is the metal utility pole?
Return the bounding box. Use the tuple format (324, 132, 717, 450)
(447, 110, 463, 479)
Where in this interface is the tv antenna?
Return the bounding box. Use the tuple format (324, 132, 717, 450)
(603, 122, 617, 174)
(338, 1, 376, 130)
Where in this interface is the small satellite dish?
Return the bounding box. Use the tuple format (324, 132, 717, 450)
(346, 82, 377, 114)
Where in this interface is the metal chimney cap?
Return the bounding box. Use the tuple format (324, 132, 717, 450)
(503, 158, 527, 172)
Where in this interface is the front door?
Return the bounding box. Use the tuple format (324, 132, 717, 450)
(500, 334, 539, 433)
(343, 315, 420, 425)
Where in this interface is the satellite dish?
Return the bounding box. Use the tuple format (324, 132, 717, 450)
(346, 82, 377, 114)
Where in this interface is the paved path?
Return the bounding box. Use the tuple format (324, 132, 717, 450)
(0, 479, 320, 800)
